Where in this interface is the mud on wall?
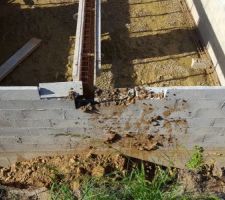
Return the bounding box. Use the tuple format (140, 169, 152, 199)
(186, 0, 225, 85)
(1, 87, 225, 168)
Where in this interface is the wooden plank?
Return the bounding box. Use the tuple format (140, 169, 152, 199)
(0, 38, 42, 81)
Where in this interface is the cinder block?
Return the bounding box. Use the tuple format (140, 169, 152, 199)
(12, 120, 52, 128)
(22, 109, 65, 120)
(0, 135, 80, 145)
(213, 118, 225, 127)
(64, 109, 93, 120)
(0, 128, 30, 136)
(194, 109, 225, 118)
(0, 99, 75, 110)
(0, 143, 78, 153)
(0, 87, 40, 100)
(28, 128, 68, 135)
(166, 87, 225, 99)
(50, 119, 88, 128)
(0, 109, 65, 121)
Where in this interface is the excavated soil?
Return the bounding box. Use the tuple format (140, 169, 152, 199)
(1, 153, 225, 199)
(0, 0, 77, 85)
(97, 0, 220, 89)
(0, 153, 129, 188)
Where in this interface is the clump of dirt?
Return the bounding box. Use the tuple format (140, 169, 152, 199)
(104, 130, 122, 144)
(114, 132, 170, 152)
(93, 87, 164, 106)
(94, 88, 136, 105)
(178, 169, 225, 197)
(78, 87, 164, 112)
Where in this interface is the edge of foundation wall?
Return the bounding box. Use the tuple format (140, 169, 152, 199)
(0, 81, 83, 100)
(185, 0, 225, 86)
(1, 86, 225, 169)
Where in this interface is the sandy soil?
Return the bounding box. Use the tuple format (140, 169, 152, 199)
(97, 0, 220, 89)
(1, 153, 225, 199)
(0, 0, 219, 87)
(0, 0, 78, 86)
(0, 153, 129, 188)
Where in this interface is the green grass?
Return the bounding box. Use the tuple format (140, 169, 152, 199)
(50, 182, 75, 200)
(49, 165, 76, 200)
(80, 166, 218, 200)
(186, 146, 204, 171)
(49, 161, 219, 200)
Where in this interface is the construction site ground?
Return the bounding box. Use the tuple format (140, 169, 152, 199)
(0, 0, 224, 199)
(0, 0, 77, 86)
(96, 0, 220, 89)
(0, 0, 220, 87)
(1, 153, 225, 199)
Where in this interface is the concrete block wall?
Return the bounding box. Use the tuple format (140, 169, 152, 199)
(1, 87, 225, 168)
(185, 0, 225, 85)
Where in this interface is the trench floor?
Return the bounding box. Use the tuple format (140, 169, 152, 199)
(0, 0, 77, 86)
(96, 0, 220, 89)
(0, 0, 220, 87)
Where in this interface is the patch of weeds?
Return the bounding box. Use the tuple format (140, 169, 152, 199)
(123, 165, 176, 200)
(81, 177, 126, 200)
(80, 164, 219, 200)
(46, 159, 218, 200)
(81, 165, 176, 200)
(0, 188, 7, 199)
(186, 146, 204, 172)
(47, 165, 76, 200)
(50, 181, 76, 200)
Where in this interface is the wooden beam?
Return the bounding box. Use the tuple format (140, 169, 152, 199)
(0, 38, 42, 82)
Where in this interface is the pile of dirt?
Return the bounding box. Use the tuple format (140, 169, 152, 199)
(178, 169, 225, 196)
(0, 131, 172, 189)
(0, 154, 129, 189)
(93, 87, 164, 105)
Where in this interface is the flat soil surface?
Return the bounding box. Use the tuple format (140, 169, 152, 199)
(0, 0, 220, 87)
(0, 0, 77, 86)
(97, 0, 220, 89)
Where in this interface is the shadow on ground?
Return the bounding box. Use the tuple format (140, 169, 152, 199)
(0, 0, 78, 86)
(101, 0, 205, 88)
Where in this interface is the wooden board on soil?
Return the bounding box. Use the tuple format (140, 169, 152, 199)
(0, 38, 41, 82)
